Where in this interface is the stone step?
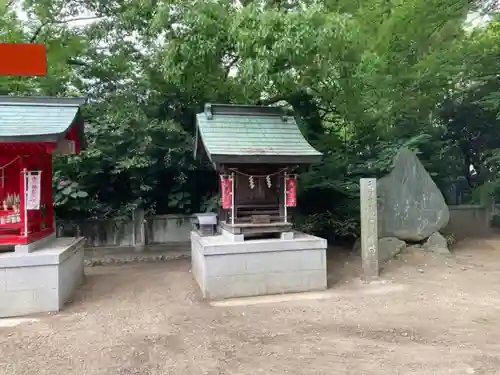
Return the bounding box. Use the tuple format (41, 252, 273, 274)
(84, 243, 190, 266)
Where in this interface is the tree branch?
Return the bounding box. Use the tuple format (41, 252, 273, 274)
(30, 16, 102, 42)
(61, 16, 103, 24)
(67, 58, 90, 67)
(256, 95, 289, 106)
(224, 55, 239, 78)
(30, 22, 50, 43)
(67, 58, 120, 86)
(5, 0, 17, 10)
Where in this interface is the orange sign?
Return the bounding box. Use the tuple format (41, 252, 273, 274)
(0, 43, 47, 76)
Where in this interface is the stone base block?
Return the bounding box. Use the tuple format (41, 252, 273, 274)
(0, 237, 85, 318)
(14, 233, 57, 253)
(191, 231, 327, 300)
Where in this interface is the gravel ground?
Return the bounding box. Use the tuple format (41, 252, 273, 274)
(2, 239, 500, 374)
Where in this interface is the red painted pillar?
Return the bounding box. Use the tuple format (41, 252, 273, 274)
(45, 154, 54, 234)
(18, 157, 27, 237)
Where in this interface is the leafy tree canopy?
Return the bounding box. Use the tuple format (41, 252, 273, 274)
(1, 0, 500, 240)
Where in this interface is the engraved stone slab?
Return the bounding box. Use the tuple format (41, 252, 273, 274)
(377, 148, 449, 241)
(360, 178, 379, 281)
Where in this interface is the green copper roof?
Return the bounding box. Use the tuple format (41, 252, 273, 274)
(0, 96, 86, 142)
(195, 104, 322, 165)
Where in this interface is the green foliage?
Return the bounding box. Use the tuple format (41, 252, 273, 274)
(200, 193, 221, 214)
(295, 211, 359, 242)
(53, 178, 89, 207)
(297, 132, 437, 239)
(1, 0, 500, 241)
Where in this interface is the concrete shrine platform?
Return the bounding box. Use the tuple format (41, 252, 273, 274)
(0, 236, 85, 317)
(191, 231, 327, 300)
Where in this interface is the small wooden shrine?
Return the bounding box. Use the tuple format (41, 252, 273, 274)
(0, 96, 86, 246)
(194, 103, 322, 238)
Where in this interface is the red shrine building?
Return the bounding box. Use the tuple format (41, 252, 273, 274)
(0, 95, 86, 246)
(0, 44, 89, 318)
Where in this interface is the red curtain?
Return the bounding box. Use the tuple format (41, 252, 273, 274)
(220, 176, 232, 209)
(286, 176, 297, 207)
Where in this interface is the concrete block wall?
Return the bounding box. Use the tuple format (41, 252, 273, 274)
(443, 205, 493, 239)
(0, 237, 85, 318)
(0, 264, 60, 317)
(191, 233, 206, 292)
(58, 242, 85, 307)
(191, 232, 327, 300)
(55, 204, 496, 254)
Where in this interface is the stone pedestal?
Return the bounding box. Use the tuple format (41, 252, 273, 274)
(0, 237, 85, 317)
(191, 231, 327, 300)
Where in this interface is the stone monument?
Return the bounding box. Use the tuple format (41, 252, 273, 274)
(360, 178, 379, 281)
(355, 148, 452, 274)
(376, 147, 451, 255)
(377, 147, 449, 242)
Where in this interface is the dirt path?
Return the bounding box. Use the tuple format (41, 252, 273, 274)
(2, 239, 500, 374)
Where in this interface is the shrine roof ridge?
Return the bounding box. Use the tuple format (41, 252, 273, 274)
(0, 96, 87, 107)
(195, 102, 322, 166)
(204, 103, 285, 118)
